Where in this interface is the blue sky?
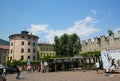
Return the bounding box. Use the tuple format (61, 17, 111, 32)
(0, 0, 120, 43)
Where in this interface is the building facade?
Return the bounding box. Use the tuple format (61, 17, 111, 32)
(81, 31, 120, 53)
(9, 31, 39, 61)
(38, 43, 56, 58)
(0, 45, 9, 65)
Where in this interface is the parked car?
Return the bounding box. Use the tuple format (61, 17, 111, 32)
(6, 67, 17, 74)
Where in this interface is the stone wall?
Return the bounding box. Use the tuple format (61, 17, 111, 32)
(81, 31, 120, 53)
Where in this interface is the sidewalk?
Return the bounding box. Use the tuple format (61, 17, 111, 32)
(6, 70, 120, 81)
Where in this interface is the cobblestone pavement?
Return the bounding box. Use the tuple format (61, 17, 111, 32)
(6, 70, 120, 81)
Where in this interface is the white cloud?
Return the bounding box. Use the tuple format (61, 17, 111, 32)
(66, 16, 99, 37)
(29, 16, 99, 44)
(30, 24, 48, 34)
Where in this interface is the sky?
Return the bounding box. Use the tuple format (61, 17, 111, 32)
(0, 0, 120, 43)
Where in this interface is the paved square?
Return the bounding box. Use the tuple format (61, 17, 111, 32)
(6, 71, 120, 81)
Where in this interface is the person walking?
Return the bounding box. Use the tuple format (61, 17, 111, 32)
(0, 69, 6, 81)
(41, 61, 45, 73)
(16, 65, 20, 79)
(111, 59, 116, 68)
(95, 61, 100, 73)
(3, 68, 6, 76)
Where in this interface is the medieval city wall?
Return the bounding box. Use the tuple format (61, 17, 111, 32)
(81, 31, 120, 53)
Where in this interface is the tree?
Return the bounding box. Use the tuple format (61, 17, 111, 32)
(60, 34, 70, 56)
(54, 36, 61, 56)
(54, 33, 81, 56)
(70, 33, 81, 56)
(108, 29, 114, 36)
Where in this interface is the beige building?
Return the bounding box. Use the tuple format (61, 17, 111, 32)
(81, 31, 120, 53)
(0, 45, 9, 65)
(9, 31, 39, 61)
(38, 43, 56, 58)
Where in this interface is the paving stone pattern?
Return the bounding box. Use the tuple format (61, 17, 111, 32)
(6, 71, 120, 81)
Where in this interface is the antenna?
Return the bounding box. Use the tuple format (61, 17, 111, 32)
(21, 27, 29, 34)
(24, 27, 26, 31)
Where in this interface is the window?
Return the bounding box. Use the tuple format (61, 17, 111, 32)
(21, 41, 24, 45)
(41, 48, 43, 51)
(4, 50, 7, 54)
(22, 36, 25, 38)
(33, 37, 35, 40)
(33, 42, 35, 46)
(21, 56, 24, 60)
(11, 42, 13, 46)
(33, 49, 35, 53)
(21, 48, 24, 53)
(28, 56, 30, 59)
(44, 48, 46, 51)
(33, 56, 35, 60)
(11, 49, 12, 54)
(28, 48, 30, 53)
(10, 57, 12, 60)
(28, 42, 30, 45)
(28, 37, 31, 39)
(11, 37, 13, 39)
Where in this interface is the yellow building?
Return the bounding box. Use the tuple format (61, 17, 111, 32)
(38, 43, 56, 58)
(9, 31, 39, 61)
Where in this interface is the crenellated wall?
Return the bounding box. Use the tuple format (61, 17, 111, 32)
(81, 31, 120, 53)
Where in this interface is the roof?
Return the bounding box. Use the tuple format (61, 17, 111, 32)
(0, 45, 9, 50)
(9, 34, 39, 39)
(38, 43, 53, 46)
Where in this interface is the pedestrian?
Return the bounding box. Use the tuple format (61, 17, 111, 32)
(0, 69, 6, 81)
(95, 61, 100, 73)
(41, 61, 45, 73)
(44, 61, 48, 72)
(111, 59, 116, 68)
(19, 66, 23, 72)
(3, 68, 6, 76)
(38, 67, 40, 72)
(33, 66, 35, 72)
(16, 65, 20, 79)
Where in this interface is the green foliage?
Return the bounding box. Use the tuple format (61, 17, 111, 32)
(6, 59, 40, 67)
(10, 59, 21, 67)
(30, 60, 40, 64)
(54, 36, 61, 56)
(42, 56, 72, 61)
(108, 29, 114, 36)
(79, 51, 100, 57)
(20, 60, 26, 64)
(42, 56, 52, 61)
(5, 59, 22, 68)
(54, 33, 81, 56)
(5, 59, 11, 67)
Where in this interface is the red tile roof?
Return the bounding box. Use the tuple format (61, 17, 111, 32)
(0, 45, 9, 50)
